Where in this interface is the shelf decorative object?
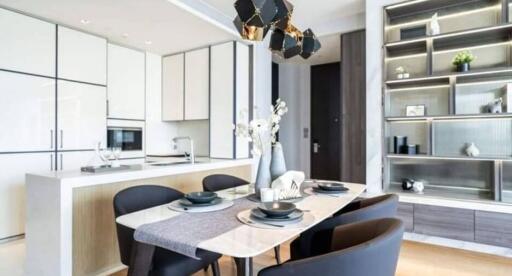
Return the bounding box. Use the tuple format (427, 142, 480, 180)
(406, 105, 425, 116)
(486, 98, 503, 113)
(452, 50, 476, 72)
(465, 142, 480, 157)
(393, 136, 408, 154)
(428, 13, 441, 36)
(395, 66, 410, 79)
(233, 0, 321, 59)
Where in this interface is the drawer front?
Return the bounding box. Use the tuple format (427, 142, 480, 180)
(414, 204, 474, 241)
(397, 202, 414, 232)
(475, 211, 512, 248)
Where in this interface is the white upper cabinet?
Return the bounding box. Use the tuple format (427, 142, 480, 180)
(210, 42, 250, 159)
(210, 42, 235, 159)
(58, 80, 107, 151)
(107, 44, 145, 120)
(57, 26, 107, 85)
(0, 8, 56, 77)
(185, 48, 209, 120)
(162, 54, 184, 121)
(0, 71, 55, 152)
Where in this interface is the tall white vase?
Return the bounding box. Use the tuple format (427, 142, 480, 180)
(270, 142, 287, 181)
(255, 151, 272, 197)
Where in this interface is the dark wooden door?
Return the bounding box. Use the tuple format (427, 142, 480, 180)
(310, 63, 341, 180)
(340, 30, 366, 183)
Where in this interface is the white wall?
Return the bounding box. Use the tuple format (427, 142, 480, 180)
(176, 120, 209, 156)
(252, 38, 273, 119)
(365, 0, 403, 194)
(278, 63, 311, 178)
(145, 52, 179, 155)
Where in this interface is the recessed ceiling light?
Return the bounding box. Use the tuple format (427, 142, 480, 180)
(144, 40, 153, 45)
(122, 33, 129, 38)
(80, 19, 90, 25)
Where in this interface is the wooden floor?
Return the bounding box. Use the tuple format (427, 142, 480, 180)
(112, 241, 512, 276)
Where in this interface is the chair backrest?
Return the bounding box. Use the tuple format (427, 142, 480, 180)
(303, 194, 399, 258)
(202, 174, 249, 192)
(259, 218, 404, 276)
(113, 185, 183, 265)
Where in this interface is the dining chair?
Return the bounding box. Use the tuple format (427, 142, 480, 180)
(202, 174, 282, 264)
(113, 185, 222, 276)
(290, 194, 399, 260)
(202, 174, 249, 192)
(258, 218, 404, 276)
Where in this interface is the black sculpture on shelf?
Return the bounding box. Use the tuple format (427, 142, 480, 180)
(233, 0, 321, 59)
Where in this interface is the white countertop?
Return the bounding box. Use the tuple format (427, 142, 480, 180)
(26, 158, 255, 188)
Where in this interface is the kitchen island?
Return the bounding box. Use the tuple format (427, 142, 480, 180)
(25, 158, 254, 276)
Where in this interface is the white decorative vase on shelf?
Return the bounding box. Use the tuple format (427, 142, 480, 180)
(465, 142, 480, 157)
(270, 142, 287, 181)
(429, 13, 440, 35)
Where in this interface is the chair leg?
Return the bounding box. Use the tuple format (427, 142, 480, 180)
(273, 245, 281, 264)
(211, 260, 221, 276)
(203, 267, 208, 272)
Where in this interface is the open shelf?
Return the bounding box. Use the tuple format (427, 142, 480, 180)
(386, 67, 512, 85)
(383, 0, 512, 204)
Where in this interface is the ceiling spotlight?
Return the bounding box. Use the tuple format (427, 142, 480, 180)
(269, 25, 303, 59)
(122, 33, 129, 38)
(80, 19, 90, 25)
(300, 29, 321, 59)
(144, 40, 153, 45)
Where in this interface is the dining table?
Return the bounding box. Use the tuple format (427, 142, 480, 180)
(115, 181, 366, 276)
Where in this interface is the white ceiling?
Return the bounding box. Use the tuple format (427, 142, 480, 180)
(0, 0, 236, 55)
(202, 0, 364, 65)
(202, 0, 365, 32)
(0, 0, 364, 63)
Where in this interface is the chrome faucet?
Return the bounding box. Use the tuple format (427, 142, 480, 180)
(172, 136, 195, 164)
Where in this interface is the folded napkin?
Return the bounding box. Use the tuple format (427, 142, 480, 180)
(271, 171, 305, 199)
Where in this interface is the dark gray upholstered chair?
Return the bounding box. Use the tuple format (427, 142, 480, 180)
(290, 194, 399, 260)
(259, 218, 404, 276)
(202, 174, 249, 192)
(202, 174, 282, 264)
(113, 185, 221, 276)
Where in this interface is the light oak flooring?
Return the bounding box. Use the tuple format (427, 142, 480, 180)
(111, 240, 512, 276)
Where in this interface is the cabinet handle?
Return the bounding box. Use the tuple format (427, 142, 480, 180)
(60, 154, 63, 171)
(50, 154, 53, 171)
(50, 130, 54, 149)
(60, 130, 63, 149)
(106, 100, 109, 117)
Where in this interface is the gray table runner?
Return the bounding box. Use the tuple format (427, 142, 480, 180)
(133, 197, 258, 259)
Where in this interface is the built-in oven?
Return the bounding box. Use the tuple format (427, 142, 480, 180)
(107, 127, 143, 151)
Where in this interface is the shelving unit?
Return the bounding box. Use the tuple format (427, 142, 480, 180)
(383, 0, 512, 203)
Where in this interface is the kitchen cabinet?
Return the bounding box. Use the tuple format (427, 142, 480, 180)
(0, 152, 54, 239)
(57, 26, 107, 85)
(107, 44, 145, 120)
(162, 54, 185, 121)
(414, 204, 475, 242)
(0, 8, 56, 77)
(0, 71, 55, 152)
(58, 80, 107, 151)
(210, 41, 250, 159)
(57, 151, 96, 171)
(185, 48, 209, 120)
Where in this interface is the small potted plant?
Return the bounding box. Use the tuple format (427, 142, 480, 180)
(452, 50, 475, 72)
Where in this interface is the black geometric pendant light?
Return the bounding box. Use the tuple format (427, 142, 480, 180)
(300, 29, 321, 59)
(272, 0, 293, 31)
(233, 0, 321, 59)
(269, 25, 302, 59)
(233, 0, 277, 41)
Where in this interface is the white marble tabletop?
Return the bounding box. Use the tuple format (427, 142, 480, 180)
(116, 183, 366, 258)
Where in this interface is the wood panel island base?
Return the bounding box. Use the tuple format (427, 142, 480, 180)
(24, 159, 254, 276)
